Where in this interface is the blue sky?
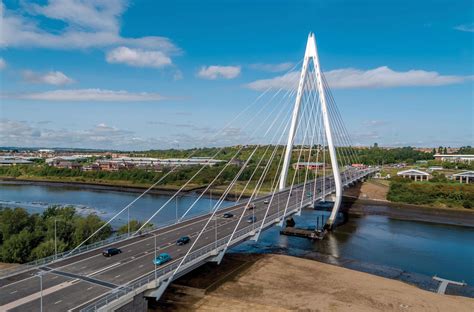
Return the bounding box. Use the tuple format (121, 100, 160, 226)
(0, 0, 473, 150)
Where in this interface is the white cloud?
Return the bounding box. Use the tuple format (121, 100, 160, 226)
(0, 119, 158, 150)
(106, 46, 172, 68)
(0, 57, 6, 70)
(0, 119, 248, 150)
(249, 62, 294, 73)
(197, 65, 241, 80)
(246, 66, 470, 90)
(22, 70, 74, 86)
(454, 23, 474, 32)
(0, 1, 179, 52)
(8, 89, 165, 102)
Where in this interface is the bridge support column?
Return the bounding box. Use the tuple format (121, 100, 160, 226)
(277, 33, 342, 231)
(146, 278, 172, 300)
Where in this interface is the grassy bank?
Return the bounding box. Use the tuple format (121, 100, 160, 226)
(387, 179, 474, 209)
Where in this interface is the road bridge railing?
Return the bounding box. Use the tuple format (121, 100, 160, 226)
(0, 168, 375, 281)
(79, 169, 380, 312)
(80, 198, 314, 312)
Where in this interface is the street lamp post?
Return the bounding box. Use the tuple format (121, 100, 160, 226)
(54, 219, 57, 260)
(175, 197, 178, 222)
(37, 272, 43, 312)
(153, 233, 157, 282)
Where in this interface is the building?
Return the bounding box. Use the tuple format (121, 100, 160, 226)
(434, 154, 474, 163)
(82, 164, 100, 171)
(292, 162, 325, 170)
(427, 166, 443, 172)
(351, 163, 367, 169)
(53, 160, 81, 170)
(397, 169, 430, 181)
(0, 156, 34, 166)
(452, 171, 474, 184)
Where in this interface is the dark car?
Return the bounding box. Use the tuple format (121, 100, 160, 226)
(247, 216, 257, 223)
(102, 248, 121, 257)
(223, 212, 234, 218)
(246, 203, 256, 210)
(176, 236, 190, 246)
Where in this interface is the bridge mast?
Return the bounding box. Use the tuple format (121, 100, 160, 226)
(279, 33, 342, 229)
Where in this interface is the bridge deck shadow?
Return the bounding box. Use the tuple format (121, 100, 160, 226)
(150, 254, 262, 310)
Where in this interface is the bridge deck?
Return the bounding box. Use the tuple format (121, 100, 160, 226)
(0, 168, 375, 312)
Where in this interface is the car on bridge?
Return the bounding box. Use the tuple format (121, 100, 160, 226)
(247, 216, 257, 223)
(246, 203, 256, 210)
(263, 199, 269, 204)
(102, 248, 122, 257)
(176, 236, 190, 245)
(223, 212, 234, 218)
(153, 253, 172, 265)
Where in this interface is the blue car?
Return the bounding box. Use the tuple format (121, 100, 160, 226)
(153, 253, 172, 265)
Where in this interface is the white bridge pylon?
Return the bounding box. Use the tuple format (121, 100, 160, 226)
(279, 32, 342, 228)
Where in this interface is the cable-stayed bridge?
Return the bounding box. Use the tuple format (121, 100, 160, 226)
(0, 33, 377, 312)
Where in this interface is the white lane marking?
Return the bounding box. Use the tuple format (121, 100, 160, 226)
(114, 275, 121, 278)
(51, 276, 58, 279)
(80, 266, 87, 269)
(87, 286, 94, 290)
(0, 280, 77, 311)
(131, 256, 135, 259)
(55, 300, 63, 305)
(10, 290, 17, 294)
(87, 262, 120, 277)
(138, 265, 144, 268)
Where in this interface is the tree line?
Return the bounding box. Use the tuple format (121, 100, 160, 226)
(0, 206, 112, 263)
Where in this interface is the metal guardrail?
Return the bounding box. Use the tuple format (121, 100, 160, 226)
(80, 168, 377, 311)
(0, 219, 177, 278)
(80, 205, 302, 312)
(0, 168, 375, 280)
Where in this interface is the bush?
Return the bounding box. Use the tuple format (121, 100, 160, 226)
(388, 181, 474, 208)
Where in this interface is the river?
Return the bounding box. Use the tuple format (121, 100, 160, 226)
(1, 183, 473, 287)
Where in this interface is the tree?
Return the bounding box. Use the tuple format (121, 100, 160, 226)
(30, 239, 67, 259)
(438, 146, 443, 154)
(443, 147, 448, 154)
(432, 148, 436, 155)
(73, 214, 112, 246)
(117, 220, 152, 235)
(0, 208, 33, 242)
(373, 142, 379, 148)
(1, 230, 37, 263)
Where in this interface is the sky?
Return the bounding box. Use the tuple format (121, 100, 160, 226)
(0, 0, 473, 150)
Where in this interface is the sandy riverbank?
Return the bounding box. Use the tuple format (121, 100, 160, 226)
(159, 254, 474, 312)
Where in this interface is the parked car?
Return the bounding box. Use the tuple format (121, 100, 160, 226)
(247, 216, 257, 223)
(102, 248, 121, 257)
(153, 253, 172, 265)
(246, 203, 256, 210)
(223, 212, 234, 218)
(176, 236, 190, 246)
